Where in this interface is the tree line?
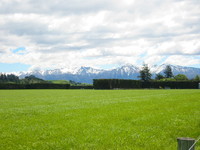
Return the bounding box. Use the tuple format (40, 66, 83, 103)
(139, 64, 200, 82)
(0, 74, 47, 84)
(0, 74, 20, 83)
(0, 74, 92, 89)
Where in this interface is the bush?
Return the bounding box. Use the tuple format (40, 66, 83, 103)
(174, 74, 189, 81)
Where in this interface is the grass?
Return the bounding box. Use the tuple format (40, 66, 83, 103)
(0, 89, 199, 150)
(47, 80, 70, 84)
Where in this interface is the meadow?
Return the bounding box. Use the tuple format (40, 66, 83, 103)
(0, 89, 199, 150)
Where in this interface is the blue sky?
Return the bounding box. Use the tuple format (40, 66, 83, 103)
(0, 63, 30, 72)
(12, 47, 26, 55)
(0, 0, 200, 72)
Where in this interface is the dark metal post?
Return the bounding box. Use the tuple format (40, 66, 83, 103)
(177, 137, 195, 150)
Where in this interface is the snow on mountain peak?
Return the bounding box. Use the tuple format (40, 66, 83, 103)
(76, 66, 104, 74)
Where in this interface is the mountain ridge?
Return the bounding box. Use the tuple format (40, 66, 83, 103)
(12, 64, 200, 84)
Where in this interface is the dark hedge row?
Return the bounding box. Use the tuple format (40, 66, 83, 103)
(70, 86, 94, 89)
(1, 80, 199, 89)
(93, 79, 141, 89)
(0, 83, 70, 89)
(142, 81, 199, 89)
(93, 79, 199, 89)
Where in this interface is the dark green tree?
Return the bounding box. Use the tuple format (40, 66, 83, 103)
(174, 74, 188, 81)
(164, 65, 173, 78)
(139, 64, 152, 81)
(0, 73, 19, 83)
(193, 75, 200, 81)
(155, 73, 164, 80)
(7, 74, 20, 83)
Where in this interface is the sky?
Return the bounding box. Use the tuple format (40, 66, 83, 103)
(0, 0, 200, 72)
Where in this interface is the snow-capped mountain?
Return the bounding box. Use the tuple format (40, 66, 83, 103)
(13, 64, 200, 84)
(151, 64, 200, 78)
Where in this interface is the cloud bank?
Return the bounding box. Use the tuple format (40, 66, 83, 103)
(0, 0, 200, 71)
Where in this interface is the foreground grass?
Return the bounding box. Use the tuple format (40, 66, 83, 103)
(0, 89, 199, 150)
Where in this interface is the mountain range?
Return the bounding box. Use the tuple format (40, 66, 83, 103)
(14, 64, 200, 84)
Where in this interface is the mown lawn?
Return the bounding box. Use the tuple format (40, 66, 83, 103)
(0, 89, 199, 150)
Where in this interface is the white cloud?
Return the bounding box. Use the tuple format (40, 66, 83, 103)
(0, 0, 199, 71)
(164, 55, 200, 66)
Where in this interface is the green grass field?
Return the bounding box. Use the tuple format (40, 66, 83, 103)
(0, 89, 199, 150)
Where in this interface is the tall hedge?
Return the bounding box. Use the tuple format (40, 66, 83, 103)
(142, 81, 199, 89)
(0, 83, 70, 89)
(70, 86, 93, 89)
(93, 79, 199, 89)
(93, 79, 141, 89)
